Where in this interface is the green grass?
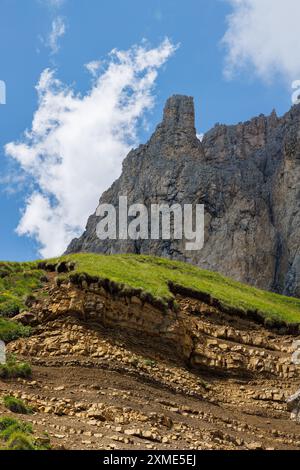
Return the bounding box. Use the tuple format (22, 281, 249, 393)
(0, 355, 32, 379)
(0, 417, 33, 438)
(54, 253, 300, 326)
(2, 253, 300, 327)
(4, 431, 36, 450)
(0, 261, 43, 318)
(0, 417, 50, 450)
(3, 396, 32, 415)
(0, 261, 42, 343)
(0, 317, 31, 343)
(0, 417, 34, 450)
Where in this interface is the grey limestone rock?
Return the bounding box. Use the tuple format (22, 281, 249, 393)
(66, 95, 300, 297)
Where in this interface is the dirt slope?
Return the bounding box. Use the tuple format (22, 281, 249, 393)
(1, 272, 300, 450)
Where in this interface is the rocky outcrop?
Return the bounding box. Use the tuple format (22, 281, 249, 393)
(66, 95, 300, 297)
(11, 276, 298, 380)
(7, 273, 300, 449)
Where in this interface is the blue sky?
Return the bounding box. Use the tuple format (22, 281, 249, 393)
(0, 0, 298, 261)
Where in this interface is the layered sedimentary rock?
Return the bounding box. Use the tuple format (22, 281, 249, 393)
(11, 273, 298, 380)
(8, 273, 300, 449)
(66, 95, 300, 297)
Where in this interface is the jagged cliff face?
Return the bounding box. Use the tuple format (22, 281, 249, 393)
(66, 95, 300, 297)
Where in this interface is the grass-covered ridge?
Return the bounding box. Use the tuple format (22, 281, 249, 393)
(56, 254, 300, 326)
(1, 254, 300, 328)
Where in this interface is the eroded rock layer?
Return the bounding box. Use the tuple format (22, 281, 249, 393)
(6, 274, 300, 450)
(11, 274, 299, 379)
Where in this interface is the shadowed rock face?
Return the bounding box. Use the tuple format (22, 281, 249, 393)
(66, 95, 300, 298)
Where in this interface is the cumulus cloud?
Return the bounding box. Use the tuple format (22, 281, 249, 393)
(5, 39, 177, 258)
(222, 0, 300, 83)
(48, 16, 66, 54)
(85, 60, 102, 78)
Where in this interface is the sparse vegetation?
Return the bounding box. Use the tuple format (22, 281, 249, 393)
(0, 417, 50, 450)
(5, 431, 36, 450)
(0, 262, 41, 343)
(0, 261, 42, 318)
(143, 359, 157, 368)
(3, 396, 33, 415)
(0, 355, 32, 379)
(0, 417, 33, 438)
(0, 318, 31, 343)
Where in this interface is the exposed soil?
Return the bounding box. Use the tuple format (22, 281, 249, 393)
(1, 276, 300, 450)
(1, 359, 300, 450)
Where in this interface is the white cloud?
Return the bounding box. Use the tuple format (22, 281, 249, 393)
(5, 39, 177, 258)
(48, 16, 66, 54)
(0, 172, 28, 196)
(223, 0, 300, 83)
(85, 60, 102, 78)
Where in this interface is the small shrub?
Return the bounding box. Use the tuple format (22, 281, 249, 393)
(0, 418, 32, 441)
(0, 300, 20, 318)
(3, 396, 32, 415)
(0, 417, 19, 431)
(0, 417, 50, 451)
(5, 431, 35, 450)
(0, 318, 31, 343)
(0, 355, 32, 379)
(0, 263, 43, 323)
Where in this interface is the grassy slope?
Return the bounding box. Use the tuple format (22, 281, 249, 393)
(62, 254, 300, 325)
(0, 262, 41, 341)
(1, 254, 300, 335)
(0, 318, 31, 343)
(0, 262, 42, 316)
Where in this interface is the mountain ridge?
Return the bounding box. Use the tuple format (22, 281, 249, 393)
(66, 95, 300, 298)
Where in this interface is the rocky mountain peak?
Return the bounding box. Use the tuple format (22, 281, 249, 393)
(162, 94, 195, 132)
(148, 94, 201, 154)
(66, 96, 300, 299)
